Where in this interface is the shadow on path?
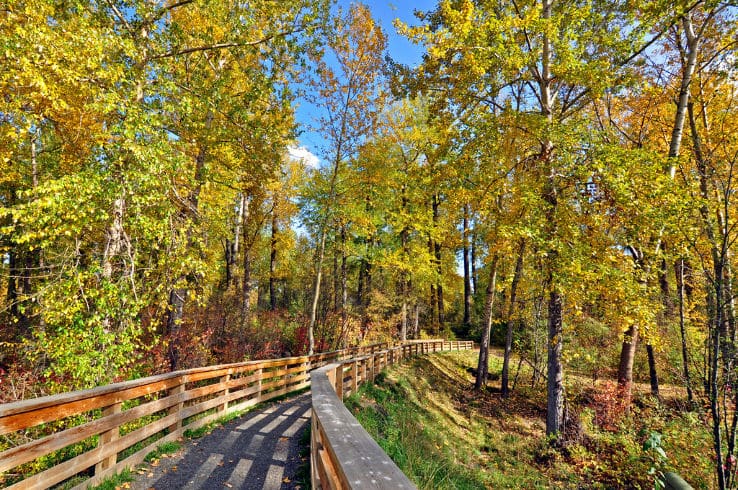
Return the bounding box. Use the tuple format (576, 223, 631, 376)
(129, 392, 311, 490)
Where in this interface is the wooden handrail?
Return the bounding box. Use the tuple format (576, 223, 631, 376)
(0, 340, 473, 490)
(310, 340, 475, 489)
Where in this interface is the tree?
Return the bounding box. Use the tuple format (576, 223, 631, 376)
(303, 2, 387, 354)
(400, 0, 656, 437)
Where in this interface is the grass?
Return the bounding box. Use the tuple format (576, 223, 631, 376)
(50, 468, 135, 490)
(90, 468, 135, 490)
(345, 350, 715, 489)
(143, 440, 182, 463)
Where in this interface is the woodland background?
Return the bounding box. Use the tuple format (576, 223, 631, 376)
(1, 0, 738, 486)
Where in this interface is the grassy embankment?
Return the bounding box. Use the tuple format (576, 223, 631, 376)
(345, 350, 714, 489)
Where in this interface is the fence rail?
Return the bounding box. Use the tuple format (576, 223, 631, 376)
(0, 341, 394, 490)
(310, 340, 475, 489)
(0, 340, 472, 490)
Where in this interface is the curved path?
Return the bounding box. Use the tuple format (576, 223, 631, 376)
(130, 393, 311, 490)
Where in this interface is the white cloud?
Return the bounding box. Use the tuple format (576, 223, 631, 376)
(288, 145, 319, 168)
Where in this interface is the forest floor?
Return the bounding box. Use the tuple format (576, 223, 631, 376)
(345, 350, 715, 489)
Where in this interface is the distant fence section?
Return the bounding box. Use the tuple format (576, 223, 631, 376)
(310, 340, 474, 489)
(0, 340, 473, 490)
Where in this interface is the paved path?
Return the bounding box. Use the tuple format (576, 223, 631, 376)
(130, 393, 311, 490)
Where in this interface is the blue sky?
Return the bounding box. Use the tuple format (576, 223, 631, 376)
(291, 0, 436, 166)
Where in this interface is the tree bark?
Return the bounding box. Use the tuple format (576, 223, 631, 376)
(617, 324, 638, 400)
(269, 211, 278, 310)
(677, 259, 693, 402)
(433, 194, 444, 330)
(400, 288, 408, 341)
(341, 224, 348, 337)
(241, 243, 252, 324)
(308, 230, 327, 354)
(546, 290, 564, 437)
(7, 250, 19, 326)
(666, 13, 699, 173)
(463, 204, 472, 328)
(471, 229, 478, 295)
(475, 255, 498, 390)
(646, 344, 660, 397)
(240, 195, 252, 326)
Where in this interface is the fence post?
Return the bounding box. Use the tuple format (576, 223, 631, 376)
(168, 379, 186, 435)
(219, 373, 230, 414)
(256, 368, 263, 402)
(335, 365, 344, 401)
(352, 361, 358, 394)
(95, 401, 122, 475)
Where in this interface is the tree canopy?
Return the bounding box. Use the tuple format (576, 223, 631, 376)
(2, 0, 738, 487)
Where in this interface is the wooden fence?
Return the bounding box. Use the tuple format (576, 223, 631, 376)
(310, 340, 474, 489)
(0, 340, 472, 490)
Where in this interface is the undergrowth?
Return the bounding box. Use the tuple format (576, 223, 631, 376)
(346, 350, 713, 489)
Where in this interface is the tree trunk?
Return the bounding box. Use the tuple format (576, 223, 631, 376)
(400, 290, 408, 341)
(362, 256, 372, 331)
(433, 196, 444, 330)
(166, 288, 185, 369)
(400, 181, 410, 341)
(333, 248, 339, 311)
(226, 194, 245, 290)
(471, 229, 478, 295)
(646, 344, 660, 397)
(546, 290, 564, 437)
(724, 258, 736, 347)
(358, 256, 366, 309)
(102, 196, 126, 282)
(308, 230, 328, 355)
(538, 0, 564, 439)
(666, 13, 699, 174)
(659, 257, 674, 318)
(463, 205, 472, 328)
(269, 212, 278, 311)
(240, 195, 252, 326)
(7, 250, 19, 325)
(166, 142, 208, 369)
(711, 262, 727, 490)
(429, 282, 438, 335)
(475, 256, 498, 390)
(341, 225, 348, 337)
(677, 259, 693, 402)
(617, 324, 638, 402)
(241, 244, 252, 326)
(502, 239, 526, 397)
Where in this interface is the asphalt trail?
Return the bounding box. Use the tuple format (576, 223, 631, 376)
(129, 392, 311, 490)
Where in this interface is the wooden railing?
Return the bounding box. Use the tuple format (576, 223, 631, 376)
(0, 342, 394, 490)
(310, 340, 475, 489)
